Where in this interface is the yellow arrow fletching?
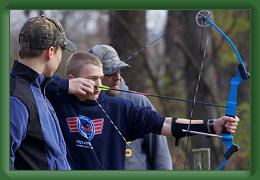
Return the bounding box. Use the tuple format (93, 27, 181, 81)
(96, 85, 110, 91)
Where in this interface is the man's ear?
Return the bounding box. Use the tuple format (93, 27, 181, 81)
(45, 47, 54, 60)
(66, 74, 75, 80)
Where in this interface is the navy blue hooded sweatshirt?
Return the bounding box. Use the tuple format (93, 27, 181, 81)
(46, 79, 164, 170)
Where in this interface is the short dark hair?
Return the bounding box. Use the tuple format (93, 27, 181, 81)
(19, 47, 44, 59)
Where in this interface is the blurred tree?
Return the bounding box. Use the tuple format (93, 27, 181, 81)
(109, 10, 169, 114)
(109, 11, 148, 91)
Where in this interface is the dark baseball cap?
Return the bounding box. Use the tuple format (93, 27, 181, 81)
(19, 15, 77, 52)
(89, 45, 130, 75)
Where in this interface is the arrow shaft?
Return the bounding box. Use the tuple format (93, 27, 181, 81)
(182, 129, 223, 138)
(107, 88, 235, 109)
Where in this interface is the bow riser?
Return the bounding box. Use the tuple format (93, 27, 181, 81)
(225, 70, 243, 117)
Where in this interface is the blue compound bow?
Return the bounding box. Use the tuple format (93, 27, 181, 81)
(192, 10, 250, 170)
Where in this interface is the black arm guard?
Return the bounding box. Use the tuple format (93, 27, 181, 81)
(171, 118, 215, 139)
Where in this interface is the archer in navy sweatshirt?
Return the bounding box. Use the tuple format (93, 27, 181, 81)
(46, 51, 240, 170)
(47, 87, 164, 169)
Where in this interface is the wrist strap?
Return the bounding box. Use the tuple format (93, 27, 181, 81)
(207, 119, 216, 134)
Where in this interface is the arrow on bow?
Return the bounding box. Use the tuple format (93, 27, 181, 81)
(96, 85, 240, 110)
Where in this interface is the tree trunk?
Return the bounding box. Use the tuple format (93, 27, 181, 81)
(108, 11, 149, 90)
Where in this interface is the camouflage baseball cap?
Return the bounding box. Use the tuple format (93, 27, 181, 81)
(19, 15, 77, 52)
(89, 45, 130, 75)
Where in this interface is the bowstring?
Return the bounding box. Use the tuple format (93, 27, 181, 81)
(183, 24, 209, 169)
(95, 99, 148, 169)
(172, 14, 210, 169)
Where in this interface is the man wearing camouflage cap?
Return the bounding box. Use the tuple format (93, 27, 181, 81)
(10, 15, 77, 170)
(89, 44, 173, 170)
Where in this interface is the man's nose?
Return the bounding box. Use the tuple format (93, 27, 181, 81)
(114, 71, 121, 80)
(95, 79, 102, 86)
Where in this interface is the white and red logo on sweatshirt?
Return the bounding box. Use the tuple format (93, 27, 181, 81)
(66, 115, 104, 141)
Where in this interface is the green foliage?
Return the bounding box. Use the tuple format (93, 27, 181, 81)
(212, 10, 250, 66)
(235, 102, 250, 169)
